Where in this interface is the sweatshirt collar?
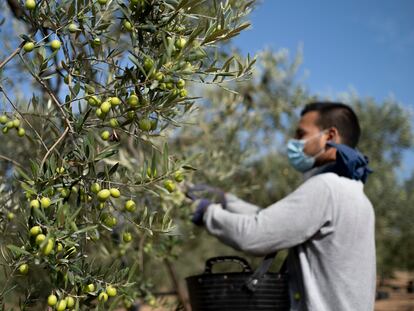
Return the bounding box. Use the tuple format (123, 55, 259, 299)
(303, 143, 372, 183)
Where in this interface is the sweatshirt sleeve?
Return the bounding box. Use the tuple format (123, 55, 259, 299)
(224, 193, 261, 214)
(203, 175, 333, 256)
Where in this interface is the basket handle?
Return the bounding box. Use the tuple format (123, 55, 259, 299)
(204, 256, 252, 274)
(245, 252, 283, 292)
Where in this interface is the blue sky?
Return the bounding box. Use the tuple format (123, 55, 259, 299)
(233, 0, 414, 179)
(234, 0, 414, 106)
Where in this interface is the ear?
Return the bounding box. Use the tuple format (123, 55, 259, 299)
(327, 127, 340, 143)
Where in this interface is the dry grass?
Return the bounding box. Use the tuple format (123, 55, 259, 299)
(375, 271, 414, 311)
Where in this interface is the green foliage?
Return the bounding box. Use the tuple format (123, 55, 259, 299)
(0, 0, 255, 309)
(169, 49, 308, 279)
(172, 49, 306, 199)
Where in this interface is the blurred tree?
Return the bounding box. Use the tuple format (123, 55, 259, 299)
(169, 49, 414, 286)
(350, 96, 413, 278)
(169, 48, 308, 279)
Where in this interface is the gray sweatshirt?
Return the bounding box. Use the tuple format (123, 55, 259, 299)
(203, 172, 376, 311)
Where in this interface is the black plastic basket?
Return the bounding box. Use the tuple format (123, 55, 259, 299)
(186, 255, 290, 311)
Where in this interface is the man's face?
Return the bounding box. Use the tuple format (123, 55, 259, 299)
(294, 111, 337, 165)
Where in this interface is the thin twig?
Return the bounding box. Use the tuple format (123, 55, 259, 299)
(19, 112, 61, 132)
(32, 75, 74, 133)
(0, 154, 25, 170)
(0, 265, 17, 298)
(18, 54, 74, 134)
(0, 44, 23, 70)
(139, 235, 146, 274)
(127, 129, 141, 160)
(40, 126, 69, 170)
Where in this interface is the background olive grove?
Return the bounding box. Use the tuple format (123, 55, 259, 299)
(169, 47, 414, 285)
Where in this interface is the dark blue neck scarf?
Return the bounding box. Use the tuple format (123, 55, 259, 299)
(318, 142, 373, 183)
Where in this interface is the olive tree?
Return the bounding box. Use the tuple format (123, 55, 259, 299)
(0, 0, 255, 309)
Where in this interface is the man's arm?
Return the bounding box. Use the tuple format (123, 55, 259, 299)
(203, 175, 333, 256)
(224, 193, 261, 214)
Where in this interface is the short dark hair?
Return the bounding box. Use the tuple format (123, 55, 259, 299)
(301, 102, 361, 148)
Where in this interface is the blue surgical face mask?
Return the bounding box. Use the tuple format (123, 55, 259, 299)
(287, 131, 326, 172)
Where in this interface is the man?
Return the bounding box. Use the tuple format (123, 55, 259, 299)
(192, 102, 376, 311)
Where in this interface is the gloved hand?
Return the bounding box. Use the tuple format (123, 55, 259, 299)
(186, 184, 227, 209)
(191, 198, 211, 226)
